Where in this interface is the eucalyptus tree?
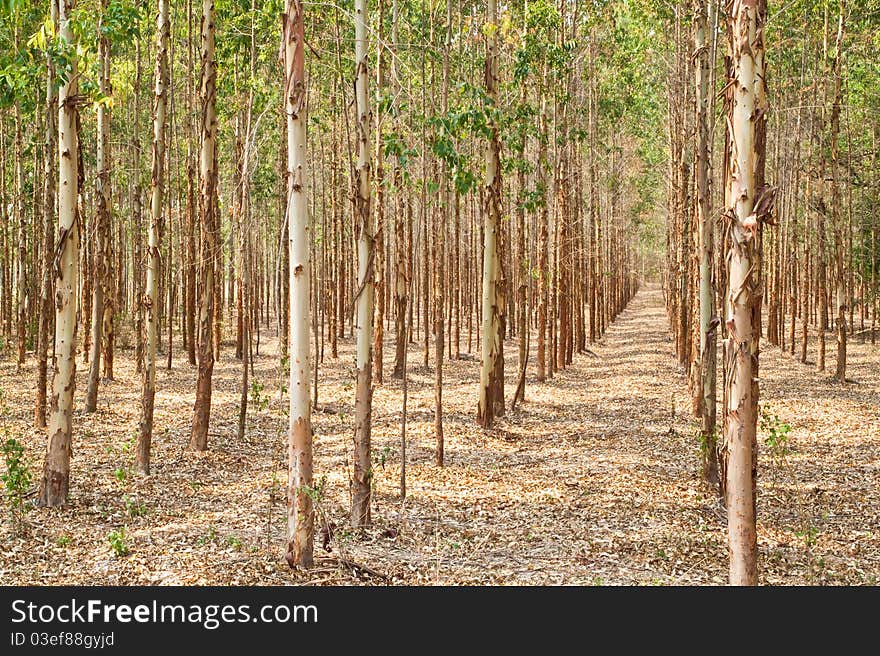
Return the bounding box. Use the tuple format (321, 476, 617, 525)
(724, 0, 773, 586)
(190, 0, 218, 452)
(39, 0, 80, 507)
(693, 0, 717, 487)
(35, 0, 59, 429)
(351, 0, 374, 527)
(85, 0, 114, 413)
(829, 0, 846, 383)
(477, 0, 504, 429)
(282, 0, 314, 568)
(372, 0, 387, 386)
(137, 0, 170, 475)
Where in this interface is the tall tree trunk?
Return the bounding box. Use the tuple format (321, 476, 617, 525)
(190, 0, 218, 451)
(133, 42, 145, 374)
(35, 0, 59, 429)
(477, 0, 503, 429)
(137, 0, 169, 475)
(282, 0, 314, 568)
(724, 0, 772, 586)
(694, 0, 718, 489)
(389, 0, 407, 379)
(816, 8, 829, 374)
(12, 18, 26, 370)
(373, 0, 386, 385)
(14, 97, 25, 368)
(185, 0, 197, 368)
(830, 1, 846, 383)
(237, 2, 257, 442)
(434, 0, 451, 464)
(588, 41, 598, 346)
(536, 78, 549, 381)
(351, 0, 374, 528)
(85, 2, 113, 412)
(39, 0, 79, 507)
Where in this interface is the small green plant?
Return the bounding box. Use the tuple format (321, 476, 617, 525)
(298, 475, 327, 506)
(250, 379, 269, 412)
(296, 475, 334, 552)
(795, 525, 820, 549)
(372, 445, 393, 470)
(760, 406, 792, 458)
(760, 405, 823, 582)
(1, 436, 32, 532)
(694, 425, 719, 457)
(113, 467, 127, 485)
(198, 526, 218, 546)
(123, 494, 147, 518)
(108, 528, 130, 557)
(56, 535, 71, 548)
(226, 535, 242, 551)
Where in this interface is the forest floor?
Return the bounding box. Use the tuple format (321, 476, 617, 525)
(1, 284, 878, 585)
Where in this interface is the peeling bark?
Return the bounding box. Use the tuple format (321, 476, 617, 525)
(724, 0, 774, 586)
(39, 0, 79, 508)
(477, 0, 504, 429)
(137, 0, 170, 475)
(190, 0, 218, 452)
(281, 0, 314, 567)
(351, 0, 374, 528)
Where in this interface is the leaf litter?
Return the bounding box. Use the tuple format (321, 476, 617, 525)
(0, 284, 877, 585)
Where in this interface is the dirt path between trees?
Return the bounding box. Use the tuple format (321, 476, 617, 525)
(1, 284, 877, 584)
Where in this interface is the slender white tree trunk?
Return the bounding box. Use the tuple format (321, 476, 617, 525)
(282, 0, 314, 568)
(137, 0, 169, 475)
(39, 0, 79, 507)
(351, 0, 374, 528)
(477, 0, 502, 429)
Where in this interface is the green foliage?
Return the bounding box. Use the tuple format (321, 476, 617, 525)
(197, 526, 218, 546)
(383, 132, 418, 171)
(759, 405, 792, 458)
(1, 435, 31, 531)
(372, 445, 393, 470)
(122, 494, 147, 518)
(250, 379, 269, 413)
(56, 535, 71, 548)
(298, 475, 327, 507)
(795, 525, 820, 549)
(695, 426, 718, 459)
(99, 0, 141, 42)
(108, 527, 130, 558)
